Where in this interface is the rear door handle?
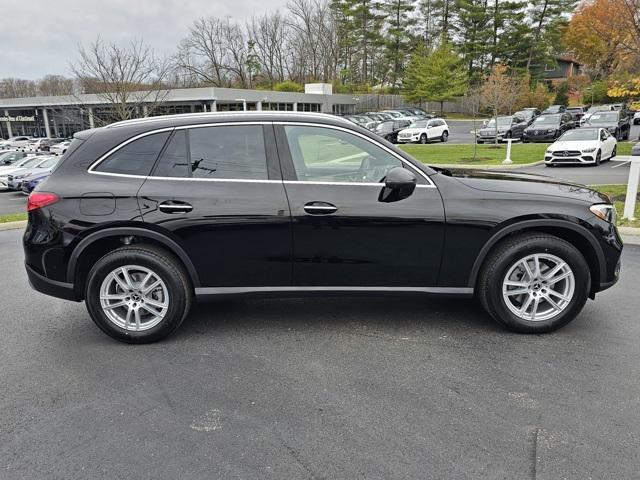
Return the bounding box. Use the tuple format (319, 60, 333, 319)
(303, 202, 337, 215)
(159, 200, 193, 214)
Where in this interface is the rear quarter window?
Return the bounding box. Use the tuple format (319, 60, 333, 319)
(94, 131, 171, 176)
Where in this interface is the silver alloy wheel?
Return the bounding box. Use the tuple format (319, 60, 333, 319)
(99, 265, 169, 331)
(502, 253, 575, 322)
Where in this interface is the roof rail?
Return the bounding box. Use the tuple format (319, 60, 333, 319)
(104, 111, 346, 129)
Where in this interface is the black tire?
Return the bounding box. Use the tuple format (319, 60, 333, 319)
(441, 130, 448, 142)
(623, 129, 630, 140)
(595, 150, 601, 166)
(477, 232, 590, 333)
(505, 130, 512, 139)
(419, 134, 427, 144)
(610, 145, 617, 160)
(85, 244, 193, 343)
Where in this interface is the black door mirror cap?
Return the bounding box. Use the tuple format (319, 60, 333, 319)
(380, 167, 417, 202)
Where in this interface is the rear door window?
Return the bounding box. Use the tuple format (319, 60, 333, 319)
(94, 131, 170, 176)
(153, 130, 190, 178)
(188, 125, 268, 180)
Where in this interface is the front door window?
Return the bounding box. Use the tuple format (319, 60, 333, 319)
(283, 125, 404, 184)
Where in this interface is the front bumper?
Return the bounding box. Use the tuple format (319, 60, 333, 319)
(523, 132, 557, 142)
(397, 134, 420, 143)
(7, 179, 23, 190)
(545, 153, 596, 165)
(25, 263, 79, 302)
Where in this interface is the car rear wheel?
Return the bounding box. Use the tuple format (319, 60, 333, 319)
(441, 130, 448, 142)
(610, 146, 617, 159)
(477, 233, 590, 333)
(419, 134, 427, 144)
(85, 245, 193, 343)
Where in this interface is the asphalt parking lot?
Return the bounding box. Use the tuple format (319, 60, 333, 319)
(1, 227, 639, 479)
(444, 120, 640, 145)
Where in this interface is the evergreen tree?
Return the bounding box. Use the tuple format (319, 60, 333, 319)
(524, 0, 578, 74)
(380, 0, 417, 91)
(454, 0, 491, 82)
(554, 81, 570, 106)
(403, 42, 467, 112)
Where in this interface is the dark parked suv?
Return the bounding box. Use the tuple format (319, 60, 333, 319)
(24, 112, 623, 343)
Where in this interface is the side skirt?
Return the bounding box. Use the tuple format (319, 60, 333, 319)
(195, 286, 474, 301)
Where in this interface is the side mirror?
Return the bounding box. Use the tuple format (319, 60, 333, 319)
(379, 167, 417, 203)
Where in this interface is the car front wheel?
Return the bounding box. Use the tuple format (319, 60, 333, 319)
(441, 130, 448, 142)
(419, 134, 427, 144)
(85, 245, 193, 343)
(478, 233, 590, 333)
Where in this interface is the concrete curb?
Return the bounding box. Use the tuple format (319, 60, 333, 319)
(427, 161, 544, 170)
(0, 220, 27, 231)
(620, 227, 640, 246)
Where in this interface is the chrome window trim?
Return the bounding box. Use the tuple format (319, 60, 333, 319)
(88, 120, 435, 188)
(275, 121, 434, 187)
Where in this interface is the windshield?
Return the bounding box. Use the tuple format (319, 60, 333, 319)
(588, 112, 618, 123)
(587, 106, 610, 114)
(566, 108, 582, 112)
(545, 106, 561, 113)
(486, 117, 512, 127)
(532, 115, 560, 125)
(383, 111, 402, 118)
(37, 158, 58, 168)
(20, 157, 43, 168)
(559, 129, 598, 141)
(412, 120, 429, 128)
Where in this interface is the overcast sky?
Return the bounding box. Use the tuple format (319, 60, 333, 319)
(0, 0, 288, 79)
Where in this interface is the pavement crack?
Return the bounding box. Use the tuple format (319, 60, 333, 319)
(278, 437, 323, 480)
(530, 425, 540, 480)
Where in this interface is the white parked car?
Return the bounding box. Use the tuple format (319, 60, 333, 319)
(24, 138, 53, 152)
(544, 127, 617, 167)
(49, 140, 72, 155)
(633, 111, 640, 125)
(0, 136, 31, 150)
(0, 155, 48, 187)
(396, 118, 449, 144)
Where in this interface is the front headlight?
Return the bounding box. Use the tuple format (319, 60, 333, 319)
(590, 204, 617, 224)
(582, 148, 596, 153)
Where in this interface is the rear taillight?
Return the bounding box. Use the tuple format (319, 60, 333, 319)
(27, 192, 59, 211)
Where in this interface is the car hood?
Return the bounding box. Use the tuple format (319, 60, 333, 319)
(526, 125, 558, 131)
(586, 121, 616, 127)
(400, 128, 424, 135)
(549, 140, 600, 151)
(432, 167, 609, 203)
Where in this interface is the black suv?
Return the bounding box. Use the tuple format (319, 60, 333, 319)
(585, 110, 631, 140)
(523, 113, 575, 142)
(24, 112, 622, 343)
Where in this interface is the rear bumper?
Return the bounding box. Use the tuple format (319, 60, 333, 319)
(25, 263, 79, 302)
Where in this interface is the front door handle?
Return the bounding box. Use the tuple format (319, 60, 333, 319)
(303, 201, 338, 215)
(159, 200, 193, 214)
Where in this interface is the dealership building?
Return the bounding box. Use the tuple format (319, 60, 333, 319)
(0, 84, 360, 139)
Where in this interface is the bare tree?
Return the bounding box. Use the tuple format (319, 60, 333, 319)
(71, 37, 171, 124)
(37, 75, 74, 96)
(248, 12, 290, 87)
(0, 78, 38, 98)
(479, 64, 520, 146)
(175, 18, 252, 88)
